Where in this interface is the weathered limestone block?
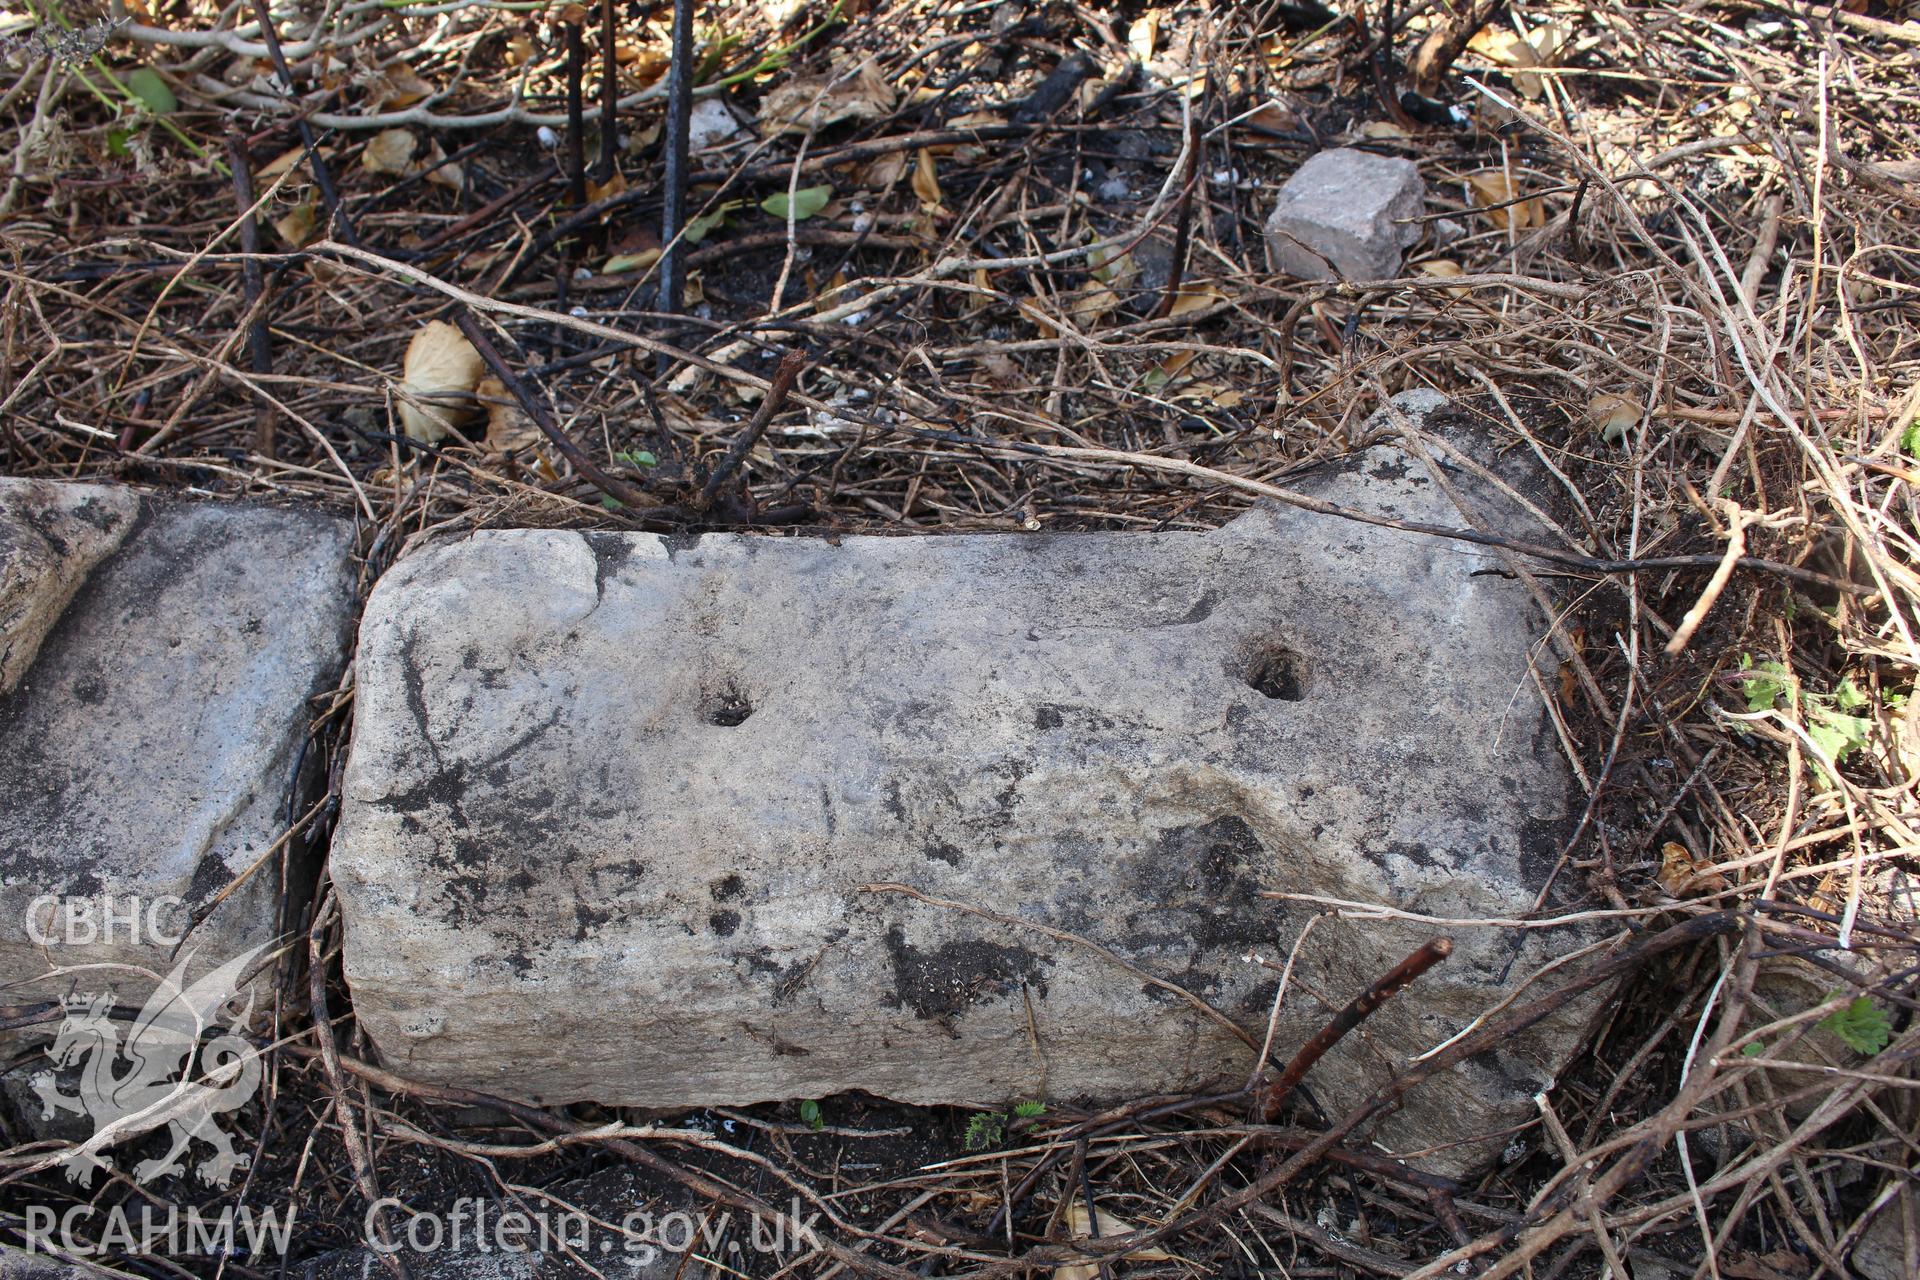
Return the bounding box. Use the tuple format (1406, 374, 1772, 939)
(0, 479, 357, 1022)
(1265, 147, 1425, 282)
(334, 394, 1593, 1173)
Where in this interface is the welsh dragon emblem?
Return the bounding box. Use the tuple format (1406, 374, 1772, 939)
(32, 944, 268, 1188)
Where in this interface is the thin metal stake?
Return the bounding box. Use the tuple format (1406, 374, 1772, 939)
(657, 0, 697, 318)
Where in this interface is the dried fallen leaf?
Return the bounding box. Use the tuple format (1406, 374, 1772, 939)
(1468, 22, 1568, 100)
(370, 68, 435, 111)
(857, 150, 909, 189)
(1067, 283, 1121, 328)
(587, 168, 628, 204)
(257, 145, 313, 179)
(1245, 101, 1298, 133)
(1658, 842, 1729, 898)
(1416, 258, 1468, 297)
(1127, 9, 1161, 62)
(398, 320, 484, 443)
(476, 375, 542, 456)
(1166, 284, 1224, 319)
(967, 266, 994, 314)
(978, 352, 1022, 386)
(1055, 1203, 1176, 1280)
(758, 56, 895, 134)
(362, 128, 418, 176)
(1469, 171, 1544, 231)
(272, 200, 319, 248)
(1357, 120, 1411, 141)
(911, 148, 943, 208)
(423, 140, 465, 193)
(946, 110, 1007, 131)
(1154, 349, 1199, 383)
(1587, 393, 1643, 445)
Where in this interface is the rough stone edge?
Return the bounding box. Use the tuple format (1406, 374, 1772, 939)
(0, 479, 140, 698)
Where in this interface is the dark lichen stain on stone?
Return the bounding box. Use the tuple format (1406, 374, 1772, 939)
(1034, 705, 1064, 730)
(574, 903, 612, 940)
(923, 842, 963, 867)
(883, 927, 1047, 1029)
(710, 909, 742, 937)
(1124, 816, 1279, 952)
(583, 532, 634, 600)
(711, 874, 745, 901)
(1365, 839, 1442, 871)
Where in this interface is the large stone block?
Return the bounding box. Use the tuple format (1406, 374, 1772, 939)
(0, 480, 357, 1023)
(333, 395, 1592, 1172)
(1265, 147, 1425, 282)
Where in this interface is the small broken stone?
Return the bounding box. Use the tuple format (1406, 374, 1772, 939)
(1265, 147, 1426, 282)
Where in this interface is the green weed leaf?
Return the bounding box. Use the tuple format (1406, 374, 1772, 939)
(761, 185, 832, 221)
(684, 201, 740, 244)
(1821, 996, 1891, 1056)
(798, 1099, 824, 1131)
(962, 1112, 1004, 1151)
(126, 67, 177, 115)
(1739, 656, 1790, 712)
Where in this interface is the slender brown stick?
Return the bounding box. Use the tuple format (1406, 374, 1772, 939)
(656, 0, 698, 317)
(452, 311, 653, 511)
(1258, 936, 1453, 1120)
(565, 20, 587, 208)
(1153, 113, 1203, 321)
(697, 349, 804, 511)
(598, 0, 618, 182)
(225, 132, 275, 459)
(248, 0, 358, 246)
(308, 892, 402, 1273)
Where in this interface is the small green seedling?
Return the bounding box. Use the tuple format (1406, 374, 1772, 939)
(962, 1101, 1045, 1151)
(962, 1111, 1003, 1151)
(1736, 659, 1904, 787)
(1821, 996, 1891, 1056)
(798, 1099, 824, 1131)
(1738, 655, 1791, 713)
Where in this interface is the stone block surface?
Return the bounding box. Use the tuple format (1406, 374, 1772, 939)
(1265, 147, 1425, 281)
(0, 479, 357, 1020)
(333, 394, 1592, 1173)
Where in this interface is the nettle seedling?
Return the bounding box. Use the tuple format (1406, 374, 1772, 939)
(962, 1100, 1045, 1152)
(1821, 996, 1892, 1057)
(1736, 656, 1904, 786)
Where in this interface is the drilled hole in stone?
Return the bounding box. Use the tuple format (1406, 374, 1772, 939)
(706, 695, 753, 727)
(1244, 647, 1306, 701)
(702, 683, 754, 727)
